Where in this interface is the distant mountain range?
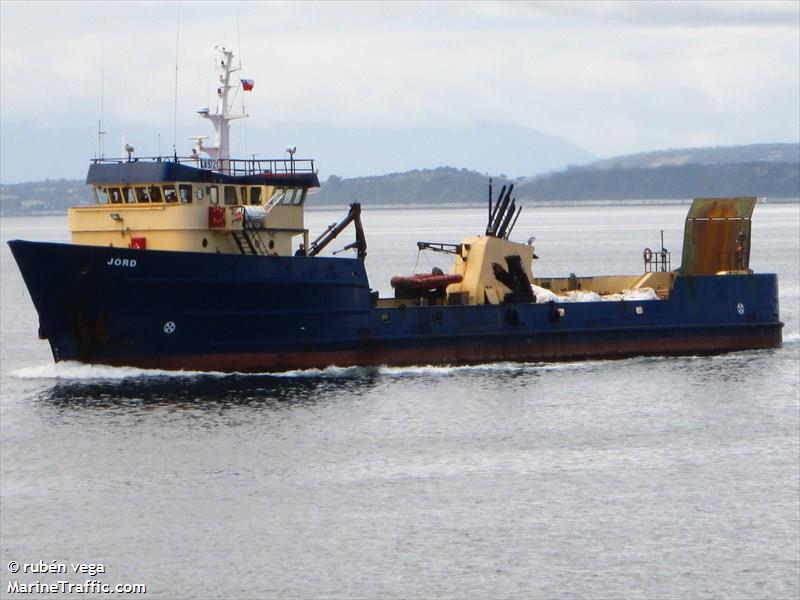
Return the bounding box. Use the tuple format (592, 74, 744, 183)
(254, 122, 596, 180)
(0, 121, 594, 183)
(314, 168, 512, 206)
(587, 143, 799, 170)
(312, 143, 799, 205)
(514, 161, 798, 202)
(1, 143, 797, 216)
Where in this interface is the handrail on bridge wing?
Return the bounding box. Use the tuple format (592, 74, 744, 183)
(91, 155, 315, 176)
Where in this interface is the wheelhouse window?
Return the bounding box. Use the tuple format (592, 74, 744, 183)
(95, 187, 109, 204)
(179, 184, 192, 204)
(250, 187, 262, 205)
(208, 185, 219, 204)
(164, 185, 178, 203)
(148, 186, 162, 202)
(124, 187, 136, 203)
(135, 187, 149, 203)
(109, 188, 123, 204)
(224, 186, 237, 205)
(269, 187, 285, 205)
(293, 189, 305, 205)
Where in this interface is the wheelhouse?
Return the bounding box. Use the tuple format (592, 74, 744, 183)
(69, 156, 319, 256)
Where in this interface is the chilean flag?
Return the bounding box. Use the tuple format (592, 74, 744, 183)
(241, 79, 254, 92)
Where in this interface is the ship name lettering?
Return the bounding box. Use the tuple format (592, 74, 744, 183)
(107, 257, 137, 268)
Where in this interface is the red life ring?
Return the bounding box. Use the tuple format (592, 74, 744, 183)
(643, 247, 653, 262)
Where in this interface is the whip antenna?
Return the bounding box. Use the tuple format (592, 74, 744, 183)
(97, 11, 107, 159)
(236, 7, 249, 157)
(173, 3, 181, 157)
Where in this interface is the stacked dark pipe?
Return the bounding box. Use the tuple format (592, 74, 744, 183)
(485, 182, 522, 239)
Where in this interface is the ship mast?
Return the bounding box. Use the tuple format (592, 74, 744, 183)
(192, 46, 247, 168)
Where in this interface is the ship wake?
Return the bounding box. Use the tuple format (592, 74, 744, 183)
(11, 359, 599, 382)
(11, 338, 793, 383)
(11, 362, 225, 381)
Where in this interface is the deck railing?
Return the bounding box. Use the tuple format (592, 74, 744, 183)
(644, 249, 671, 273)
(91, 155, 315, 176)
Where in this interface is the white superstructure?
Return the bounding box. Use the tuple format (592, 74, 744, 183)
(191, 46, 248, 166)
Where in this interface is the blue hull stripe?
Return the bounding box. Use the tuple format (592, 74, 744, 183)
(8, 240, 783, 371)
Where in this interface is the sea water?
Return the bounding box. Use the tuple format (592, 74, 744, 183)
(1, 204, 798, 598)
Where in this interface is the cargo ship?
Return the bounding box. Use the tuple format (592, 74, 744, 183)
(8, 48, 783, 372)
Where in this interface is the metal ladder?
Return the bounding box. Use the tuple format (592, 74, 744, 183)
(230, 212, 270, 255)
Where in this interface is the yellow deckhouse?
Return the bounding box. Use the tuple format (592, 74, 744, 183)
(70, 46, 317, 257)
(72, 157, 317, 256)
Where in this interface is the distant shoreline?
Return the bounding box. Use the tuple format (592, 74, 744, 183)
(306, 197, 800, 211)
(3, 196, 798, 219)
(4, 151, 798, 216)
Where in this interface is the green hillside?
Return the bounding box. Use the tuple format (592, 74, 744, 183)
(588, 143, 798, 170)
(2, 143, 798, 215)
(515, 162, 799, 201)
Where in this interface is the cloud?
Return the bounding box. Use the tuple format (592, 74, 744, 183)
(487, 1, 799, 29)
(1, 0, 798, 181)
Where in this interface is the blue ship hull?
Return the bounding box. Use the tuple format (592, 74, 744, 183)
(8, 240, 783, 371)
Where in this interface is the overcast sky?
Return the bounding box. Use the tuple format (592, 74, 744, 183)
(1, 1, 798, 181)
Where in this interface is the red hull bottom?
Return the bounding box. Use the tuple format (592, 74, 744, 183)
(86, 328, 783, 373)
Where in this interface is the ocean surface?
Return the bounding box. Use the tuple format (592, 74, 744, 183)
(1, 203, 798, 599)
